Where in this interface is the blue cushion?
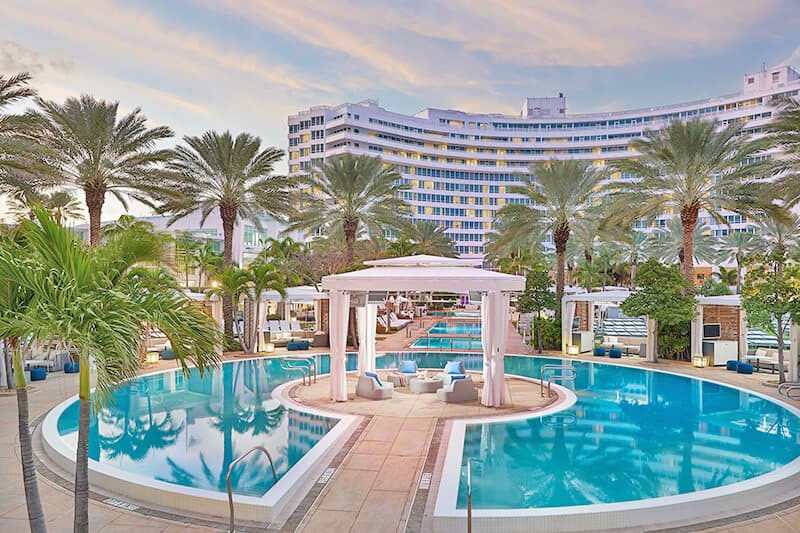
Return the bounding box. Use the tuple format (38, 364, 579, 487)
(444, 361, 465, 374)
(593, 347, 606, 357)
(737, 362, 753, 374)
(400, 360, 417, 374)
(726, 360, 739, 371)
(365, 371, 383, 387)
(64, 361, 80, 374)
(30, 367, 46, 381)
(609, 348, 622, 359)
(160, 349, 175, 360)
(450, 375, 467, 382)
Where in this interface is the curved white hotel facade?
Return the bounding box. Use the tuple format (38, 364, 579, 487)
(288, 66, 800, 260)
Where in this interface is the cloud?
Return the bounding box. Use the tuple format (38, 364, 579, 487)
(0, 40, 74, 75)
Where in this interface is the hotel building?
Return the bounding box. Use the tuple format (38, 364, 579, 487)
(288, 65, 800, 260)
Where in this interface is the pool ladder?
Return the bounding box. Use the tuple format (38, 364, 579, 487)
(227, 446, 277, 533)
(466, 459, 473, 533)
(280, 356, 317, 385)
(540, 364, 577, 397)
(778, 382, 800, 400)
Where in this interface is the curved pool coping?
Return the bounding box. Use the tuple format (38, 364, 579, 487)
(40, 355, 361, 525)
(433, 354, 800, 532)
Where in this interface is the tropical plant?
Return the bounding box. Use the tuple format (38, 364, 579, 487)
(495, 160, 602, 315)
(608, 119, 772, 289)
(8, 189, 83, 224)
(646, 218, 718, 267)
(399, 220, 457, 257)
(195, 241, 224, 289)
(154, 131, 296, 345)
(697, 278, 733, 297)
(387, 237, 416, 258)
(285, 153, 409, 265)
(174, 232, 201, 288)
(241, 262, 286, 354)
(714, 265, 738, 288)
(620, 260, 696, 361)
(516, 267, 557, 353)
(0, 209, 220, 533)
(206, 266, 252, 350)
(32, 95, 174, 245)
(717, 230, 763, 293)
(765, 95, 800, 207)
(495, 248, 546, 276)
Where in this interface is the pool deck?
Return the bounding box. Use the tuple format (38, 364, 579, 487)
(3, 346, 800, 532)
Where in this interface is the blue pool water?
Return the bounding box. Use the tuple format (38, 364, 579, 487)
(411, 337, 483, 350)
(457, 356, 800, 510)
(429, 311, 481, 318)
(427, 321, 482, 336)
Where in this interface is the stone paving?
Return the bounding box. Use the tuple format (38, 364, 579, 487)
(2, 342, 800, 532)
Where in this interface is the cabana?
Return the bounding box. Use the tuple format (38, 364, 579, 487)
(561, 291, 657, 361)
(258, 285, 329, 350)
(320, 255, 525, 407)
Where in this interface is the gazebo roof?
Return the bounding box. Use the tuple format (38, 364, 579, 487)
(563, 290, 632, 303)
(261, 285, 328, 302)
(321, 255, 524, 293)
(697, 294, 741, 307)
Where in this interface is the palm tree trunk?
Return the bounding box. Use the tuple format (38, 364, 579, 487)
(73, 357, 91, 533)
(12, 342, 46, 533)
(344, 220, 357, 266)
(554, 224, 569, 319)
(3, 339, 14, 391)
(84, 186, 106, 246)
(220, 207, 236, 347)
(680, 207, 699, 293)
(777, 317, 786, 384)
(735, 254, 743, 294)
(536, 314, 543, 354)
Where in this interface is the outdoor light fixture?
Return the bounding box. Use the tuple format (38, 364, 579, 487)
(691, 355, 709, 368)
(146, 352, 160, 366)
(265, 342, 275, 354)
(567, 345, 580, 356)
(210, 280, 220, 289)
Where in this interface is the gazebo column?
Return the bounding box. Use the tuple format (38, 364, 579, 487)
(690, 303, 703, 358)
(481, 291, 510, 408)
(645, 316, 657, 363)
(790, 322, 799, 383)
(738, 308, 748, 362)
(357, 303, 378, 374)
(561, 298, 576, 355)
(256, 295, 269, 352)
(329, 290, 350, 402)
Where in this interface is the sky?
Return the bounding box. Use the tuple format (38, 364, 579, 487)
(1, 0, 799, 223)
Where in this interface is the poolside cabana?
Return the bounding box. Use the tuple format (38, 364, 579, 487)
(690, 295, 747, 366)
(561, 290, 658, 360)
(320, 255, 525, 407)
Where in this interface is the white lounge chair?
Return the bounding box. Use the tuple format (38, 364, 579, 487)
(356, 372, 393, 400)
(388, 312, 411, 329)
(437, 376, 479, 403)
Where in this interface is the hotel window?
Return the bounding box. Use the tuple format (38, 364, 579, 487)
(772, 72, 780, 83)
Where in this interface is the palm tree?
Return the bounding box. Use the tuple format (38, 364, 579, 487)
(286, 153, 409, 265)
(32, 95, 174, 245)
(714, 265, 738, 287)
(206, 266, 252, 350)
(387, 237, 416, 258)
(0, 209, 220, 533)
(765, 96, 800, 206)
(609, 229, 649, 287)
(401, 220, 456, 257)
(646, 218, 718, 267)
(242, 262, 285, 354)
(195, 241, 223, 289)
(8, 190, 83, 224)
(717, 231, 763, 293)
(609, 119, 772, 290)
(759, 210, 800, 269)
(154, 131, 296, 345)
(174, 232, 201, 288)
(497, 160, 602, 314)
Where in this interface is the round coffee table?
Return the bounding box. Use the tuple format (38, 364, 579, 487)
(409, 377, 444, 394)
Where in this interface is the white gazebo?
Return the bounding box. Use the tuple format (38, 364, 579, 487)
(690, 295, 748, 366)
(320, 255, 525, 407)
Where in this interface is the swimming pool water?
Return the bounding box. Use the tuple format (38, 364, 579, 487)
(456, 356, 800, 510)
(411, 337, 483, 350)
(427, 321, 482, 335)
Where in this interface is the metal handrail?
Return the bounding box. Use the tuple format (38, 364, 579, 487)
(280, 359, 308, 386)
(227, 446, 277, 533)
(540, 364, 577, 397)
(466, 459, 473, 533)
(285, 356, 317, 383)
(778, 382, 800, 395)
(780, 383, 800, 400)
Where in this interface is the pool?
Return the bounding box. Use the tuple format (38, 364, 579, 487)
(434, 356, 800, 531)
(427, 321, 482, 336)
(411, 337, 483, 350)
(429, 311, 482, 318)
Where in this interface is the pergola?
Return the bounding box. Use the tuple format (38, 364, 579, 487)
(320, 255, 525, 407)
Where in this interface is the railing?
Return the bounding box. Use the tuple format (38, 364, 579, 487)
(227, 446, 277, 533)
(539, 364, 577, 397)
(466, 459, 473, 533)
(280, 358, 309, 386)
(285, 355, 317, 383)
(778, 382, 800, 400)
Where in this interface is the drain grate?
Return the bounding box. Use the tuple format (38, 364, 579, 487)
(103, 498, 139, 511)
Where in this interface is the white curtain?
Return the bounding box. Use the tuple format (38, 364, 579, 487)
(314, 300, 322, 332)
(356, 304, 377, 374)
(690, 304, 703, 357)
(561, 300, 577, 354)
(256, 295, 269, 352)
(329, 290, 350, 401)
(646, 316, 657, 363)
(738, 308, 747, 362)
(790, 322, 799, 383)
(482, 291, 510, 407)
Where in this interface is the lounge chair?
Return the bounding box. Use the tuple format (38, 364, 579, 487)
(388, 312, 411, 329)
(356, 372, 393, 400)
(376, 315, 391, 334)
(437, 360, 466, 384)
(437, 376, 478, 403)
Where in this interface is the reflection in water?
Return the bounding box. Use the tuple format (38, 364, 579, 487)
(459, 358, 800, 509)
(57, 358, 338, 497)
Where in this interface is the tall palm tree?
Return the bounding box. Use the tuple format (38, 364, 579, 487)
(154, 131, 296, 344)
(8, 190, 83, 224)
(609, 119, 772, 290)
(285, 153, 409, 265)
(0, 209, 220, 533)
(32, 95, 174, 245)
(646, 218, 718, 267)
(759, 210, 800, 270)
(609, 229, 649, 287)
(195, 241, 223, 289)
(765, 95, 800, 206)
(496, 160, 602, 314)
(717, 230, 763, 293)
(401, 220, 456, 257)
